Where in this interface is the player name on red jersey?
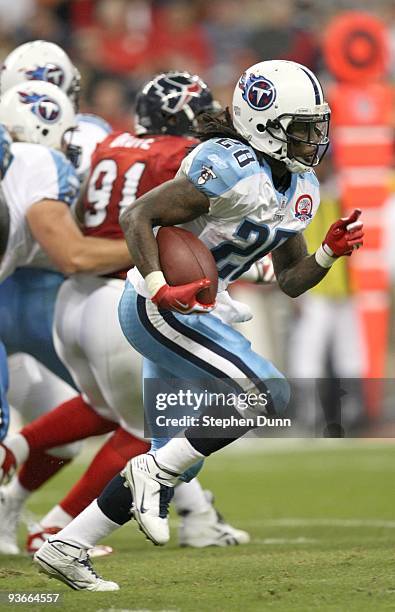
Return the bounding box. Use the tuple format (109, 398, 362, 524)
(82, 131, 197, 277)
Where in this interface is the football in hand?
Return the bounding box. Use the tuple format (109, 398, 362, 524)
(156, 226, 218, 304)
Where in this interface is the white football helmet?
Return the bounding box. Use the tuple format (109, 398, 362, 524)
(232, 60, 330, 173)
(0, 80, 77, 150)
(0, 40, 81, 110)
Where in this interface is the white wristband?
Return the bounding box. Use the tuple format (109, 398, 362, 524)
(314, 244, 338, 269)
(145, 271, 167, 297)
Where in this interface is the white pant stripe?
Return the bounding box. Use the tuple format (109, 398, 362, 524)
(144, 300, 255, 394)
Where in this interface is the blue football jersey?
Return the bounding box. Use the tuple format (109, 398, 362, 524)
(0, 142, 79, 281)
(178, 137, 320, 290)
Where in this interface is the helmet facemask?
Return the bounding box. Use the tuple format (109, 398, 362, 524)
(62, 127, 82, 168)
(264, 111, 330, 173)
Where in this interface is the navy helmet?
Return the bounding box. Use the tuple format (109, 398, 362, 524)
(134, 71, 218, 137)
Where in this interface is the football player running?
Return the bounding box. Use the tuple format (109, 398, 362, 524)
(1, 72, 249, 563)
(34, 60, 364, 591)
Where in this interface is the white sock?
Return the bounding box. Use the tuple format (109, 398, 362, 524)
(173, 479, 211, 515)
(155, 436, 205, 475)
(5, 476, 30, 503)
(4, 434, 29, 465)
(54, 500, 119, 549)
(41, 505, 72, 529)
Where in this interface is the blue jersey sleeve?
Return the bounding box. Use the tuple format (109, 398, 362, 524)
(49, 149, 80, 206)
(182, 138, 261, 198)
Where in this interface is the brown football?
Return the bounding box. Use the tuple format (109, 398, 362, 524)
(156, 226, 218, 304)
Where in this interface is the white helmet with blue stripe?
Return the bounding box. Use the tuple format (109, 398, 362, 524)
(0, 40, 81, 111)
(0, 79, 76, 150)
(232, 60, 330, 173)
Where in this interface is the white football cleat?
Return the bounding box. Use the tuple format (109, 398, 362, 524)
(26, 525, 113, 558)
(121, 453, 177, 546)
(179, 490, 251, 548)
(0, 486, 21, 554)
(34, 540, 119, 591)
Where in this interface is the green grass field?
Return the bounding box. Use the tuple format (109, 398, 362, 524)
(1, 440, 395, 612)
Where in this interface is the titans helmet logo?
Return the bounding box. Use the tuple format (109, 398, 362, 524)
(18, 91, 61, 123)
(24, 63, 65, 87)
(240, 73, 276, 111)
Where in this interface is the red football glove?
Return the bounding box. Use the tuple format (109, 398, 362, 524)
(316, 209, 364, 268)
(152, 278, 215, 314)
(323, 208, 364, 256)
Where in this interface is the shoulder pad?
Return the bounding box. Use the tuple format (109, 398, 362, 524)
(182, 138, 261, 197)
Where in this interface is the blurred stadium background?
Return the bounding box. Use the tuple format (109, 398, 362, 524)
(1, 1, 395, 608)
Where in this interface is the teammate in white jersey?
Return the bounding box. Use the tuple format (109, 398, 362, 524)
(34, 60, 364, 591)
(0, 40, 112, 380)
(0, 38, 111, 412)
(0, 42, 113, 473)
(0, 78, 131, 552)
(0, 79, 128, 371)
(0, 40, 113, 409)
(0, 39, 128, 556)
(0, 42, 127, 554)
(0, 40, 112, 400)
(0, 111, 112, 452)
